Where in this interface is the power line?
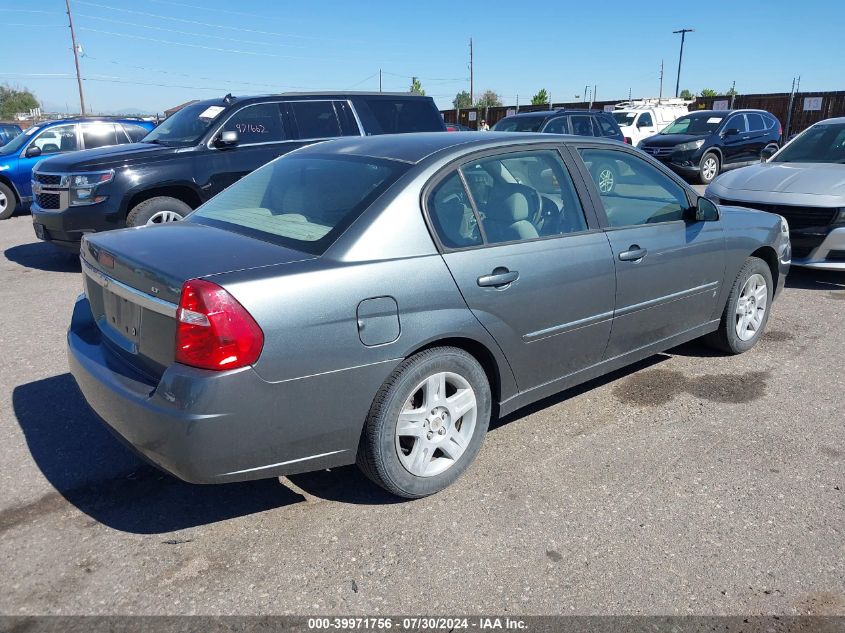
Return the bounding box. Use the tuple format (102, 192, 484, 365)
(146, 0, 271, 19)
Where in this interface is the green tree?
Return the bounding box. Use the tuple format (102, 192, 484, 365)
(452, 90, 472, 109)
(700, 88, 719, 97)
(409, 77, 425, 96)
(679, 89, 693, 100)
(475, 89, 502, 107)
(725, 86, 738, 96)
(0, 84, 39, 119)
(531, 88, 549, 106)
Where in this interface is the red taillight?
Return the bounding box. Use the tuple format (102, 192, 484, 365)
(175, 279, 264, 371)
(446, 125, 457, 132)
(624, 137, 632, 144)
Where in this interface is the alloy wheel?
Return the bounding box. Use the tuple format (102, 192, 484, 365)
(597, 168, 614, 193)
(146, 210, 184, 225)
(0, 190, 7, 214)
(702, 156, 718, 182)
(735, 273, 768, 341)
(395, 371, 477, 478)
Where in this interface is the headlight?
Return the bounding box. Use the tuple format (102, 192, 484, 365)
(70, 170, 113, 206)
(835, 208, 845, 224)
(674, 139, 705, 152)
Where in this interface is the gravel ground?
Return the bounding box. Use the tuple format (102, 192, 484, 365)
(0, 209, 842, 616)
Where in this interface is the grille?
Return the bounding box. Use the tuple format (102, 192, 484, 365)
(641, 146, 674, 158)
(828, 250, 845, 262)
(35, 192, 61, 210)
(720, 200, 838, 230)
(791, 246, 813, 259)
(34, 172, 62, 186)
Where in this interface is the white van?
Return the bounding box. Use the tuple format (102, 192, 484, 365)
(611, 99, 690, 145)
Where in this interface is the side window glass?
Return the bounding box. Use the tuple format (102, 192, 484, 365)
(746, 113, 765, 132)
(32, 125, 77, 155)
(639, 112, 654, 127)
(596, 116, 616, 136)
(82, 123, 119, 149)
(427, 172, 482, 249)
(542, 117, 568, 134)
(334, 101, 361, 136)
(579, 149, 689, 227)
(221, 103, 285, 144)
(570, 115, 594, 137)
(290, 101, 342, 139)
(726, 114, 747, 134)
(461, 150, 588, 244)
(122, 123, 149, 142)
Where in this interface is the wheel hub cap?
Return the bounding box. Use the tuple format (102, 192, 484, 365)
(735, 273, 768, 341)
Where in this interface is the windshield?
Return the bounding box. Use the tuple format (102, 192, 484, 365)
(661, 113, 723, 135)
(188, 154, 408, 255)
(613, 111, 637, 126)
(492, 116, 545, 132)
(142, 102, 226, 146)
(0, 123, 44, 156)
(773, 123, 845, 164)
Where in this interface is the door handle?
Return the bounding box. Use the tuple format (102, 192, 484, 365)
(618, 245, 647, 262)
(477, 267, 519, 288)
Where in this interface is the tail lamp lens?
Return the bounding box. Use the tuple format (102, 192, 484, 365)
(175, 279, 264, 371)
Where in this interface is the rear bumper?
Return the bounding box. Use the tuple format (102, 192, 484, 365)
(791, 227, 845, 271)
(68, 296, 394, 484)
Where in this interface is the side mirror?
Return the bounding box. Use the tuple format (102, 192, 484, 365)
(687, 197, 720, 222)
(723, 128, 740, 137)
(25, 145, 42, 158)
(760, 146, 777, 161)
(215, 130, 238, 147)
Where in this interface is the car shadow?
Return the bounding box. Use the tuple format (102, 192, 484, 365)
(287, 467, 406, 506)
(4, 242, 81, 273)
(11, 374, 304, 535)
(785, 267, 845, 291)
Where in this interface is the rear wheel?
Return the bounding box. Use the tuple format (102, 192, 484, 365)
(0, 181, 17, 220)
(698, 152, 720, 184)
(704, 256, 773, 354)
(357, 347, 491, 498)
(126, 196, 191, 227)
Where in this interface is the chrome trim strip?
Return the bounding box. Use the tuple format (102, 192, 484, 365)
(81, 258, 178, 317)
(217, 449, 347, 477)
(523, 310, 614, 343)
(614, 281, 719, 318)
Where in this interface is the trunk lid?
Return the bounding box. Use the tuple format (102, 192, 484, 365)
(81, 222, 315, 379)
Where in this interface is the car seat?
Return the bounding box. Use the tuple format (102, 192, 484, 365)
(484, 183, 540, 242)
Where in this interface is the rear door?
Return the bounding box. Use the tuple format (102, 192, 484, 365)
(721, 113, 750, 166)
(744, 112, 769, 159)
(426, 146, 616, 391)
(573, 145, 725, 358)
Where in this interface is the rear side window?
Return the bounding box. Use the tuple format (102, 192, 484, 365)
(596, 116, 618, 136)
(638, 112, 654, 128)
(221, 103, 285, 144)
(122, 123, 150, 142)
(82, 123, 119, 149)
(358, 98, 445, 134)
(746, 113, 765, 132)
(427, 172, 482, 248)
(289, 101, 342, 139)
(493, 116, 546, 132)
(542, 117, 569, 134)
(569, 115, 595, 136)
(189, 155, 407, 254)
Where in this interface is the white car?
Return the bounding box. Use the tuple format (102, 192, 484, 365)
(612, 101, 690, 146)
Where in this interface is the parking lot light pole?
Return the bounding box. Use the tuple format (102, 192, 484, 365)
(673, 28, 694, 99)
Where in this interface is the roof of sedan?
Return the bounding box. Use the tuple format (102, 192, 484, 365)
(296, 131, 609, 164)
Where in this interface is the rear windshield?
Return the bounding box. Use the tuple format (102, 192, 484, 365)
(360, 98, 445, 134)
(492, 116, 546, 132)
(188, 154, 408, 254)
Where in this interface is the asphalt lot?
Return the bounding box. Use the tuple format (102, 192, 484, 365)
(1, 203, 843, 616)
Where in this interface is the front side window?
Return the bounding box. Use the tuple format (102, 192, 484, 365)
(189, 154, 407, 254)
(289, 101, 341, 139)
(638, 112, 654, 127)
(459, 150, 588, 245)
(222, 103, 285, 144)
(82, 123, 119, 149)
(725, 114, 748, 134)
(32, 124, 77, 155)
(427, 172, 482, 248)
(579, 148, 689, 227)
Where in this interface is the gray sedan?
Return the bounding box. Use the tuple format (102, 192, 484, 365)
(68, 132, 790, 498)
(707, 117, 845, 270)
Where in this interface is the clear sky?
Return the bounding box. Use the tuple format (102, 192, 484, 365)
(2, 0, 844, 114)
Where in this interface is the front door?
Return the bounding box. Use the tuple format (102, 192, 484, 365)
(721, 113, 750, 167)
(575, 146, 726, 359)
(425, 147, 616, 392)
(17, 124, 80, 198)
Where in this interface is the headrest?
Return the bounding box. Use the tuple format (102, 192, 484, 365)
(486, 184, 537, 223)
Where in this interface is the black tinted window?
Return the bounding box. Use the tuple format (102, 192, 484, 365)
(360, 98, 444, 134)
(569, 115, 595, 136)
(746, 113, 765, 131)
(290, 101, 342, 139)
(638, 112, 654, 127)
(122, 123, 149, 142)
(427, 172, 482, 248)
(493, 116, 546, 132)
(222, 103, 285, 144)
(82, 123, 119, 149)
(596, 116, 618, 136)
(726, 114, 748, 134)
(542, 117, 569, 134)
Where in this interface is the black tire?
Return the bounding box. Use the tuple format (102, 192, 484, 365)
(591, 160, 618, 194)
(0, 181, 17, 220)
(698, 152, 720, 185)
(704, 256, 773, 354)
(357, 347, 491, 498)
(126, 196, 191, 227)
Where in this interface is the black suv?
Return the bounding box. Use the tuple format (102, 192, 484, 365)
(492, 109, 626, 143)
(637, 109, 781, 184)
(31, 92, 445, 250)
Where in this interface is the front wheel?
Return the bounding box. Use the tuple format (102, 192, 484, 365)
(126, 196, 191, 227)
(357, 347, 491, 498)
(704, 256, 773, 354)
(698, 152, 720, 184)
(0, 181, 17, 220)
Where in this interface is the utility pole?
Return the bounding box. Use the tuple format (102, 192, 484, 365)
(583, 84, 588, 104)
(66, 0, 86, 116)
(379, 69, 382, 93)
(729, 79, 736, 109)
(659, 59, 664, 101)
(592, 85, 597, 107)
(469, 38, 474, 105)
(673, 28, 694, 98)
(785, 75, 800, 140)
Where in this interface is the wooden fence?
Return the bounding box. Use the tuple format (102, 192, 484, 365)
(442, 90, 845, 137)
